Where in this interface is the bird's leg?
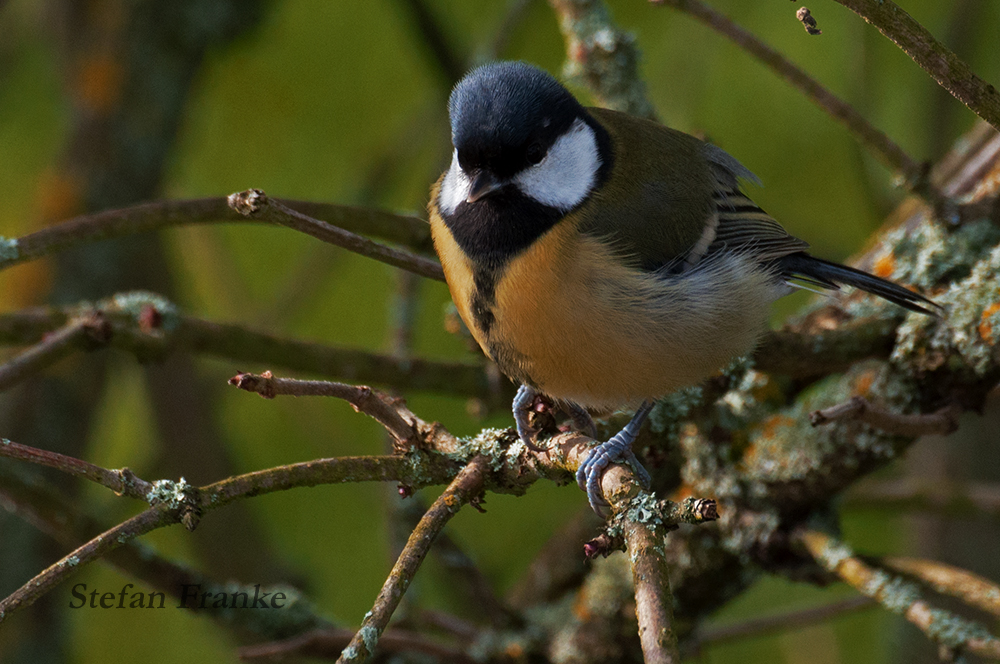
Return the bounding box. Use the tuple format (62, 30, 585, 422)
(563, 402, 597, 438)
(513, 384, 545, 451)
(575, 401, 654, 515)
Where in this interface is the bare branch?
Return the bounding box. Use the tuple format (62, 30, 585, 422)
(0, 438, 153, 499)
(809, 396, 960, 437)
(227, 189, 444, 281)
(0, 507, 173, 624)
(229, 372, 419, 446)
(0, 299, 504, 403)
(548, 0, 657, 119)
(691, 595, 875, 653)
(238, 627, 476, 663)
(395, 0, 465, 86)
(0, 197, 433, 273)
(842, 477, 1000, 519)
(649, 0, 929, 194)
(797, 529, 1000, 660)
(336, 455, 490, 664)
(0, 465, 331, 639)
(881, 557, 1000, 619)
(0, 314, 107, 392)
(830, 0, 1000, 132)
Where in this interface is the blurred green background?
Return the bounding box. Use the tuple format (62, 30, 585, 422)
(1, 1, 998, 662)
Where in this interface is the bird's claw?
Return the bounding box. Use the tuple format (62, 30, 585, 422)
(574, 401, 654, 516)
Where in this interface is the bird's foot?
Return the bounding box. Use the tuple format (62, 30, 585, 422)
(575, 401, 653, 515)
(513, 384, 544, 451)
(563, 401, 598, 438)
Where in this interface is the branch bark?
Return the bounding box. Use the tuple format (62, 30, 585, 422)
(831, 0, 1000, 131)
(336, 455, 489, 664)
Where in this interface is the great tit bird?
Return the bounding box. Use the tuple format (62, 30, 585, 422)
(428, 61, 936, 514)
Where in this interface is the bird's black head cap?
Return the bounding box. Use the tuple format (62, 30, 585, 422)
(449, 62, 585, 180)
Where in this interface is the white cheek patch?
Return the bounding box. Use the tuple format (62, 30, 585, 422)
(514, 117, 600, 211)
(439, 150, 471, 216)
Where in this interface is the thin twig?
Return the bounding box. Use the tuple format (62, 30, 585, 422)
(0, 315, 103, 391)
(0, 301, 505, 404)
(0, 507, 173, 624)
(0, 197, 433, 273)
(395, 0, 465, 86)
(809, 396, 960, 437)
(336, 455, 490, 664)
(238, 626, 476, 663)
(842, 477, 1000, 519)
(690, 595, 875, 653)
(0, 438, 153, 499)
(881, 557, 1000, 619)
(797, 529, 1000, 659)
(227, 189, 444, 282)
(548, 0, 658, 119)
(397, 498, 513, 626)
(649, 0, 929, 194)
(482, 0, 536, 60)
(229, 372, 417, 446)
(830, 0, 1000, 131)
(0, 464, 332, 639)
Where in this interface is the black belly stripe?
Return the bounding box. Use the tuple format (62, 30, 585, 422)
(470, 267, 497, 336)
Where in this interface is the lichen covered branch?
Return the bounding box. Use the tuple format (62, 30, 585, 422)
(797, 529, 1000, 659)
(548, 0, 657, 119)
(620, 495, 682, 663)
(881, 557, 1000, 619)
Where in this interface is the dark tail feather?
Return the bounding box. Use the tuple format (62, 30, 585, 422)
(777, 252, 940, 315)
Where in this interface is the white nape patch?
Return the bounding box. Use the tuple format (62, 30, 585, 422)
(439, 149, 472, 216)
(514, 117, 599, 211)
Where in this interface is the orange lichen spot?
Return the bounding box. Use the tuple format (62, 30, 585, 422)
(670, 484, 695, 502)
(35, 169, 84, 223)
(872, 251, 896, 278)
(571, 592, 593, 621)
(75, 54, 124, 114)
(979, 303, 1000, 342)
(852, 369, 878, 396)
(504, 643, 525, 658)
(757, 414, 796, 440)
(741, 442, 761, 467)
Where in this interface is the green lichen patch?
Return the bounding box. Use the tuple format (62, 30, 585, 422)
(649, 386, 703, 436)
(894, 242, 1000, 376)
(925, 607, 998, 650)
(145, 477, 193, 509)
(0, 237, 19, 265)
(109, 291, 181, 332)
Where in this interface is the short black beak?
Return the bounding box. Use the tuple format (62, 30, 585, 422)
(467, 170, 503, 203)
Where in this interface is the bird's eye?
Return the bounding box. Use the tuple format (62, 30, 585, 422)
(525, 142, 545, 166)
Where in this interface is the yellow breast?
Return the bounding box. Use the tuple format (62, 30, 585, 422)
(429, 182, 776, 410)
